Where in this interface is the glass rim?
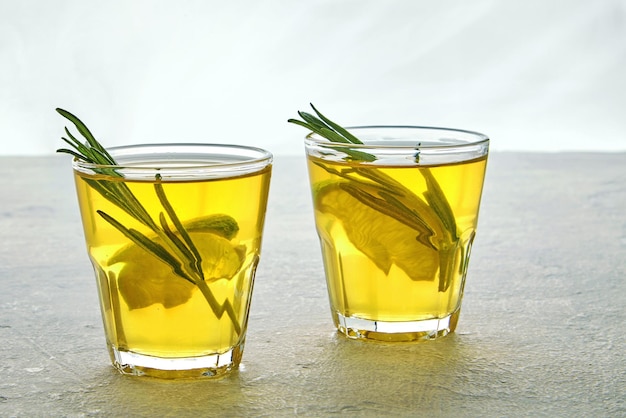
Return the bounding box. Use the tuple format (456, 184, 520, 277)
(72, 142, 274, 171)
(305, 125, 490, 150)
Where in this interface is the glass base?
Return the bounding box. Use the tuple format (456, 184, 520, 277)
(334, 309, 460, 342)
(109, 343, 244, 379)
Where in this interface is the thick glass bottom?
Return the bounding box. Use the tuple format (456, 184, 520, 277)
(334, 309, 460, 342)
(109, 343, 244, 379)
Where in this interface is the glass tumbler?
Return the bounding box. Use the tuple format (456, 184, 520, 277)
(304, 126, 488, 342)
(71, 143, 272, 378)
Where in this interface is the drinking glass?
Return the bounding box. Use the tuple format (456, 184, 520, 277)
(304, 126, 488, 341)
(71, 143, 272, 378)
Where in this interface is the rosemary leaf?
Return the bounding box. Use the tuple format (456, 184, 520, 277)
(57, 148, 86, 160)
(158, 212, 198, 271)
(154, 179, 204, 279)
(310, 103, 363, 145)
(56, 108, 114, 163)
(421, 168, 457, 239)
(298, 111, 332, 133)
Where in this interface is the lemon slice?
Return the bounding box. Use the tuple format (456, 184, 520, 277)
(110, 230, 244, 310)
(315, 181, 440, 281)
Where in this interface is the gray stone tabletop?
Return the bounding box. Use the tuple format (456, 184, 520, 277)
(0, 152, 624, 417)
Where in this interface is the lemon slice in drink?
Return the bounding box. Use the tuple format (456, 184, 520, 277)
(315, 181, 440, 281)
(110, 229, 244, 310)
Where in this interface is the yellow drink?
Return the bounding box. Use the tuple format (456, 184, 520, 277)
(306, 138, 488, 341)
(72, 144, 272, 378)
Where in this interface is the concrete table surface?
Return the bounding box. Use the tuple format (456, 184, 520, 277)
(0, 153, 624, 417)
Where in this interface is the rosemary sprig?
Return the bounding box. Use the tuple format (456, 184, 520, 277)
(57, 108, 242, 335)
(288, 104, 376, 162)
(289, 104, 459, 291)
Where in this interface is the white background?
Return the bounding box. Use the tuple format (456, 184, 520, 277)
(1, 0, 625, 155)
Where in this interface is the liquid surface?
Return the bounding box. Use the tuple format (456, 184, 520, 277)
(307, 156, 487, 322)
(74, 166, 271, 358)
